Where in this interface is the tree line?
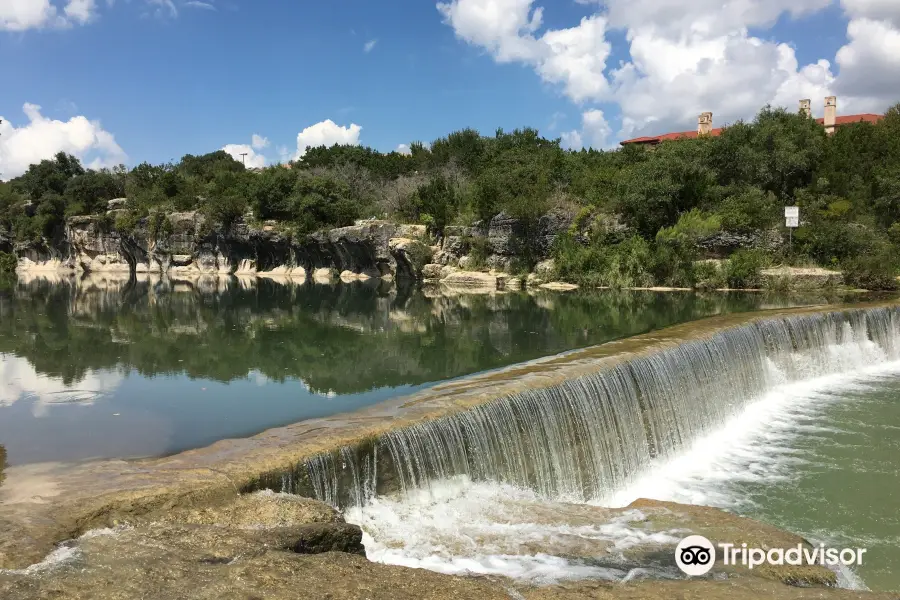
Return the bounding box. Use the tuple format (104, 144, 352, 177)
(2, 103, 900, 288)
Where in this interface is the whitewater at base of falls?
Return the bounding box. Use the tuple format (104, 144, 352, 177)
(347, 362, 900, 585)
(294, 308, 900, 585)
(345, 478, 685, 584)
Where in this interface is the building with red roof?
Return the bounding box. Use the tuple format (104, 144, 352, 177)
(620, 98, 883, 147)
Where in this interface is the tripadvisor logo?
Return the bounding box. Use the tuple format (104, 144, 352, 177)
(674, 535, 867, 576)
(675, 535, 716, 576)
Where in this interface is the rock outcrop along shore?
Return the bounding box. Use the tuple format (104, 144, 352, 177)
(11, 210, 576, 288)
(15, 214, 435, 282)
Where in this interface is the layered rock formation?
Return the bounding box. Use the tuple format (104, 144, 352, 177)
(430, 210, 572, 271)
(11, 208, 577, 291)
(16, 214, 435, 281)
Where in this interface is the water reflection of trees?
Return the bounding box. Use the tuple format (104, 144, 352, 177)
(0, 276, 853, 395)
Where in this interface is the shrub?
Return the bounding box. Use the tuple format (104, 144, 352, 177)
(553, 233, 654, 288)
(115, 210, 143, 235)
(148, 211, 173, 241)
(407, 175, 455, 234)
(466, 234, 490, 268)
(725, 249, 767, 288)
(717, 188, 779, 233)
(650, 241, 696, 287)
(693, 261, 726, 290)
(842, 250, 899, 290)
(205, 195, 247, 231)
(0, 251, 16, 273)
(656, 209, 721, 246)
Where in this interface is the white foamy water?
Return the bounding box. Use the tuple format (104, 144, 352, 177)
(346, 477, 683, 583)
(604, 361, 900, 510)
(0, 526, 131, 577)
(343, 318, 900, 586)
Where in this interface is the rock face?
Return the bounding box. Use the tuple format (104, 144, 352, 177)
(17, 215, 436, 281)
(15, 207, 569, 282)
(434, 210, 573, 272)
(389, 238, 434, 281)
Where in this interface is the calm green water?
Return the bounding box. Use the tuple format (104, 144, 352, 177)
(731, 376, 900, 591)
(0, 275, 842, 468)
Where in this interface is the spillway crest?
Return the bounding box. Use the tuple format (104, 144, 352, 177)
(255, 307, 900, 508)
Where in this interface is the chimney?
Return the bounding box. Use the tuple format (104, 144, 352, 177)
(698, 112, 713, 136)
(824, 96, 837, 135)
(799, 99, 811, 118)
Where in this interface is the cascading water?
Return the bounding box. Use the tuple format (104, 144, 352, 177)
(274, 307, 900, 508)
(257, 306, 900, 585)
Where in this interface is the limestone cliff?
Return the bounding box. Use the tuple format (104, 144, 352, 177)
(18, 214, 434, 281)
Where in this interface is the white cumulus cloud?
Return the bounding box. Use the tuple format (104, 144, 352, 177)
(0, 103, 127, 181)
(364, 39, 378, 52)
(251, 134, 269, 150)
(438, 0, 900, 143)
(835, 0, 900, 107)
(561, 108, 613, 150)
(222, 143, 267, 169)
(396, 143, 412, 155)
(842, 0, 900, 27)
(294, 119, 362, 160)
(559, 130, 583, 150)
(0, 0, 99, 30)
(437, 0, 610, 102)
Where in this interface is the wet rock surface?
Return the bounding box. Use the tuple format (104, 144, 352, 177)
(0, 492, 890, 600)
(289, 522, 366, 556)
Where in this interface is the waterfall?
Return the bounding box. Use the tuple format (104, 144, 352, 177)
(265, 307, 900, 508)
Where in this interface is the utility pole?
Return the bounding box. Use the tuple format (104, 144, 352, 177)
(239, 152, 248, 167)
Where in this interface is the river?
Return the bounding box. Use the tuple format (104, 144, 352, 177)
(0, 274, 895, 591)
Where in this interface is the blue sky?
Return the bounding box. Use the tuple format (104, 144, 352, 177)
(1, 0, 899, 177)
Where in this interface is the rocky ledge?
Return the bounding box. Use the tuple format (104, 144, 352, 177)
(11, 209, 576, 289)
(15, 215, 436, 282)
(0, 489, 886, 600)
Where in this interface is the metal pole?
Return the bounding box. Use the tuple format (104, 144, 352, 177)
(239, 153, 248, 166)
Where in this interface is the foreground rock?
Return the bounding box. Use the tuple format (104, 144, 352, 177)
(0, 491, 888, 600)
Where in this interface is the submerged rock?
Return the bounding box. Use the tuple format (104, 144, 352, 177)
(160, 490, 341, 529)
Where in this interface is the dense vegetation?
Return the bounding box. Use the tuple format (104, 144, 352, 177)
(2, 103, 900, 288)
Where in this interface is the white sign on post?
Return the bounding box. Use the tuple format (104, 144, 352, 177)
(784, 206, 799, 228)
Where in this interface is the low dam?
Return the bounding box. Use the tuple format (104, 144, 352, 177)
(256, 307, 899, 506)
(245, 305, 900, 587)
